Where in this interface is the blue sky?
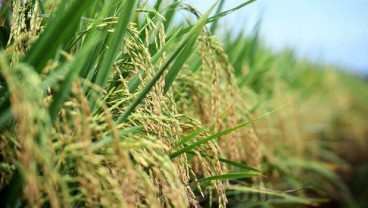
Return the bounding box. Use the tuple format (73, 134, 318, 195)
(186, 0, 368, 74)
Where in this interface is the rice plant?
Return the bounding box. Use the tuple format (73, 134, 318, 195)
(0, 0, 367, 207)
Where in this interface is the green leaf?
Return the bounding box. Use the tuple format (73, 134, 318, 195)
(23, 0, 94, 73)
(218, 157, 261, 172)
(207, 0, 257, 24)
(170, 104, 287, 159)
(0, 26, 10, 48)
(225, 185, 327, 206)
(116, 4, 217, 124)
(93, 0, 137, 89)
(281, 158, 358, 207)
(88, 0, 137, 112)
(186, 151, 261, 172)
(163, 0, 257, 40)
(174, 129, 204, 148)
(0, 107, 11, 131)
(49, 35, 99, 122)
(163, 34, 198, 94)
(191, 171, 261, 186)
(127, 27, 182, 93)
(92, 126, 143, 151)
(163, 1, 180, 31)
(0, 168, 24, 208)
(209, 0, 225, 33)
(151, 27, 183, 64)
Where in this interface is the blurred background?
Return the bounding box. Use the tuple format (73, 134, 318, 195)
(188, 0, 368, 77)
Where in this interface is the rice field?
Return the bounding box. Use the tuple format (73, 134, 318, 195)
(0, 0, 367, 207)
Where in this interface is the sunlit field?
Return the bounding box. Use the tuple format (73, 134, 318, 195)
(0, 1, 367, 207)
